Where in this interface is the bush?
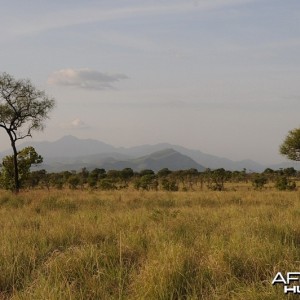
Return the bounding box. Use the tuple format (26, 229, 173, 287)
(275, 176, 297, 191)
(98, 179, 117, 190)
(161, 179, 178, 191)
(134, 175, 158, 191)
(68, 175, 80, 189)
(252, 174, 268, 190)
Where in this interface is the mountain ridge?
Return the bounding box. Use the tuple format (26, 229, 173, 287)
(1, 135, 298, 172)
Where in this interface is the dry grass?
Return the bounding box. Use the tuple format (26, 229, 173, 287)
(0, 189, 299, 299)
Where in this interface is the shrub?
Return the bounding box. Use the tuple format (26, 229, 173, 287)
(98, 179, 117, 190)
(161, 179, 178, 191)
(251, 174, 268, 190)
(275, 176, 297, 191)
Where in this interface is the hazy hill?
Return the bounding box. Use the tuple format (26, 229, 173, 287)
(38, 152, 133, 172)
(1, 135, 299, 172)
(101, 148, 205, 172)
(7, 135, 117, 158)
(124, 143, 264, 172)
(34, 148, 205, 172)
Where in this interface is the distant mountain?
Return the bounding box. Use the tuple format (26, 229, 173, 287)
(118, 143, 300, 172)
(6, 135, 117, 158)
(38, 152, 133, 172)
(34, 148, 205, 172)
(101, 148, 205, 172)
(1, 135, 298, 172)
(115, 143, 266, 171)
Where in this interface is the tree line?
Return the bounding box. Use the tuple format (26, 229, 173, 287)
(0, 151, 298, 191)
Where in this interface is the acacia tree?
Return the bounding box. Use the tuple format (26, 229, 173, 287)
(0, 73, 55, 193)
(280, 128, 300, 161)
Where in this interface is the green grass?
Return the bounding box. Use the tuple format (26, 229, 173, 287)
(0, 189, 299, 299)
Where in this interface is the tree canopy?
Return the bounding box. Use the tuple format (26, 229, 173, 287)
(280, 128, 300, 161)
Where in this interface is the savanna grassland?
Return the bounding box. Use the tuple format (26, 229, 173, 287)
(0, 188, 300, 299)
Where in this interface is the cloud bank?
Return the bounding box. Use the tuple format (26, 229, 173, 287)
(48, 68, 128, 90)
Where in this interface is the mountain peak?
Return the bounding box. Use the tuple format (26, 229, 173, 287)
(141, 148, 177, 159)
(58, 135, 80, 142)
(132, 148, 205, 172)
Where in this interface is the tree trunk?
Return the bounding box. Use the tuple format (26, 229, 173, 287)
(8, 133, 20, 194)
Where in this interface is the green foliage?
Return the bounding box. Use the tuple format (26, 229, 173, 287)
(161, 178, 178, 191)
(139, 169, 155, 176)
(1, 164, 297, 192)
(0, 73, 55, 134)
(280, 128, 300, 161)
(134, 174, 158, 190)
(0, 147, 43, 190)
(98, 178, 117, 190)
(120, 168, 134, 182)
(49, 173, 64, 189)
(87, 175, 98, 189)
(0, 73, 55, 135)
(87, 168, 106, 189)
(282, 167, 297, 177)
(263, 168, 274, 175)
(275, 176, 297, 191)
(157, 168, 172, 177)
(206, 168, 230, 191)
(67, 175, 80, 189)
(251, 174, 268, 190)
(25, 169, 48, 189)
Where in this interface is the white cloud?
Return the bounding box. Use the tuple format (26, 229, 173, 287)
(48, 68, 128, 90)
(60, 118, 89, 130)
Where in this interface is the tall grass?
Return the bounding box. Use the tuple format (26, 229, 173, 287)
(0, 189, 298, 299)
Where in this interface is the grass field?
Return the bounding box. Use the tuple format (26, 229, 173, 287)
(0, 188, 300, 299)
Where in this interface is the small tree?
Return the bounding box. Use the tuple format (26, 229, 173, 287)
(274, 175, 296, 191)
(134, 174, 158, 191)
(0, 146, 43, 190)
(206, 168, 230, 191)
(157, 168, 172, 178)
(160, 178, 178, 191)
(120, 168, 134, 186)
(68, 174, 80, 190)
(251, 174, 268, 190)
(280, 128, 300, 161)
(0, 73, 55, 193)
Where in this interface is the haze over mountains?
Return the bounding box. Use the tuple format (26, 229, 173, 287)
(0, 135, 298, 172)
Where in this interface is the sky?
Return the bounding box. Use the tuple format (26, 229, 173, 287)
(0, 0, 300, 164)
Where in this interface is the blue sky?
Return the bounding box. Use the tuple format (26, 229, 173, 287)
(0, 0, 299, 164)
